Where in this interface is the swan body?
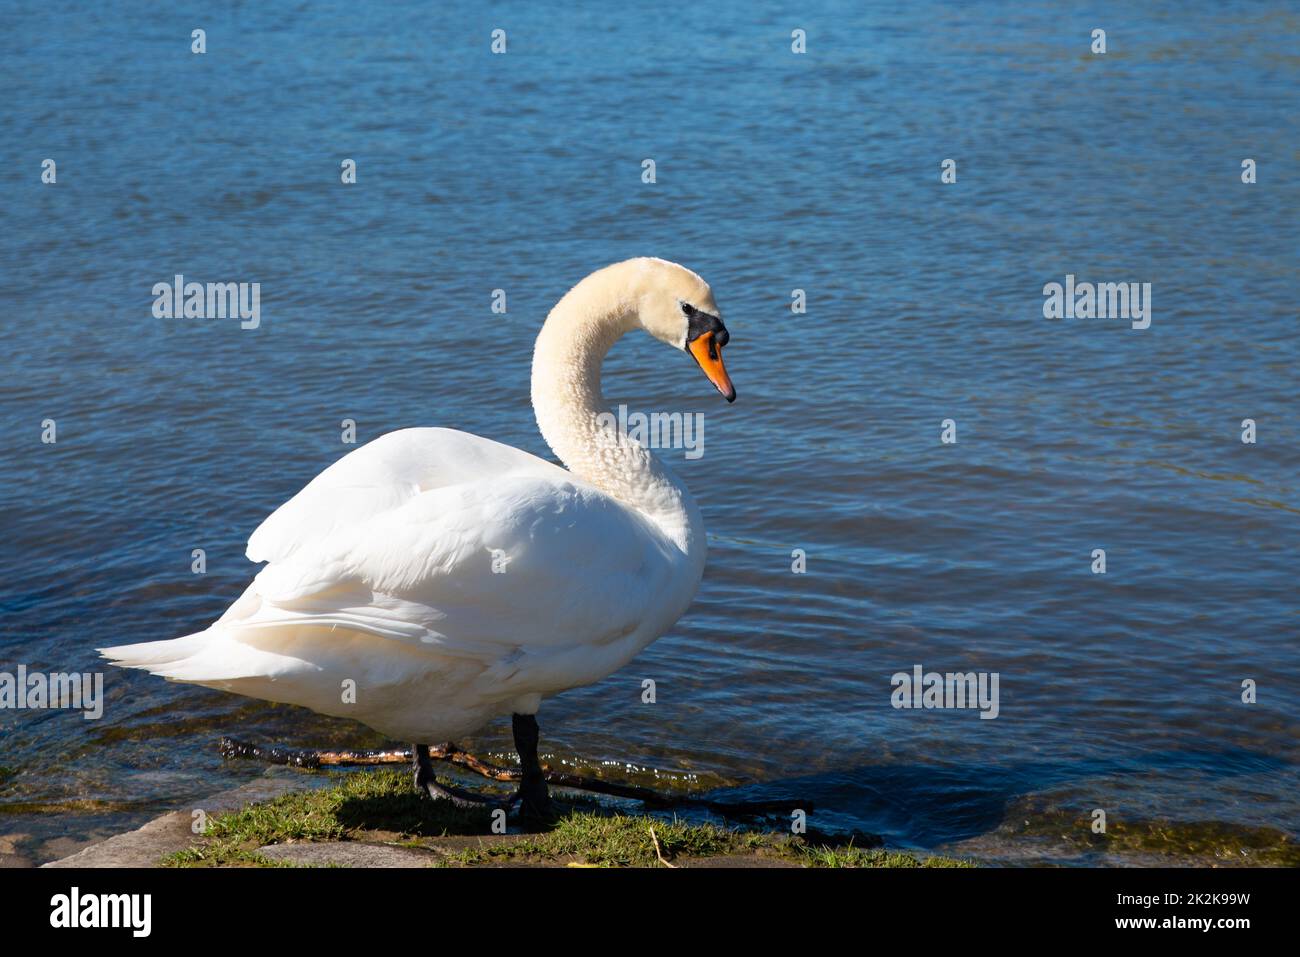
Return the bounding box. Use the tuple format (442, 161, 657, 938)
(101, 258, 735, 748)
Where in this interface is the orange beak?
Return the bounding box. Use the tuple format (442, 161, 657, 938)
(688, 331, 736, 403)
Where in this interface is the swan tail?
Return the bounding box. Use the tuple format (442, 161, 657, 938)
(99, 632, 213, 671)
(99, 582, 275, 682)
(99, 629, 263, 683)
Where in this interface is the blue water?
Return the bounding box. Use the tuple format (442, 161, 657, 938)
(1, 1, 1297, 865)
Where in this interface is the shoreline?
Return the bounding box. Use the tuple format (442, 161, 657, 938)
(37, 767, 971, 870)
(22, 766, 1297, 869)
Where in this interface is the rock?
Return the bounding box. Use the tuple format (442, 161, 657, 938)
(0, 833, 34, 869)
(42, 770, 311, 868)
(255, 842, 438, 868)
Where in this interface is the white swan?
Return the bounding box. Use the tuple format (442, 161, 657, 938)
(101, 257, 735, 816)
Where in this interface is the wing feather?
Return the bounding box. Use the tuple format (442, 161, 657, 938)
(239, 427, 676, 663)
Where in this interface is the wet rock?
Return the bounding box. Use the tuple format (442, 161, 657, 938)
(0, 833, 34, 869)
(42, 771, 310, 868)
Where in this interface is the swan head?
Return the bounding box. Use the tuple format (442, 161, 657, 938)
(629, 257, 736, 403)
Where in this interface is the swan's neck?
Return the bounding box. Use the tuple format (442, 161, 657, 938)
(531, 282, 702, 560)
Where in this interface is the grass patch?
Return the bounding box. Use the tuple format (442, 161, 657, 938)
(163, 768, 497, 867)
(164, 767, 974, 868)
(430, 812, 739, 867)
(794, 843, 973, 868)
(434, 825, 974, 869)
(165, 844, 297, 868)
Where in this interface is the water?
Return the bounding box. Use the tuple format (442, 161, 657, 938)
(1, 1, 1297, 866)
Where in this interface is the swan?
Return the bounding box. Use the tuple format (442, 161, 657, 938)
(101, 257, 735, 818)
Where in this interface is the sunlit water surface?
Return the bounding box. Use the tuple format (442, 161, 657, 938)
(1, 2, 1297, 865)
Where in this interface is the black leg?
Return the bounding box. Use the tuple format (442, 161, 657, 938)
(512, 713, 554, 821)
(412, 743, 502, 809)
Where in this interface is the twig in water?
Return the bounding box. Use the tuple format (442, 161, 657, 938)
(219, 736, 811, 821)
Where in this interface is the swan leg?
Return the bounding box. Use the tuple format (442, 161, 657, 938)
(512, 713, 554, 821)
(412, 743, 503, 809)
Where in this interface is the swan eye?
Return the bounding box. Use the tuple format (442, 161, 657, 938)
(683, 305, 728, 351)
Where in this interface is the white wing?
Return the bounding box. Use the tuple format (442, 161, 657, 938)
(102, 428, 685, 740)
(247, 427, 677, 650)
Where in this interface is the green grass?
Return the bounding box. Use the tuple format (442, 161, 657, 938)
(434, 824, 975, 868)
(163, 768, 499, 867)
(795, 843, 973, 868)
(163, 768, 974, 868)
(430, 811, 739, 867)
